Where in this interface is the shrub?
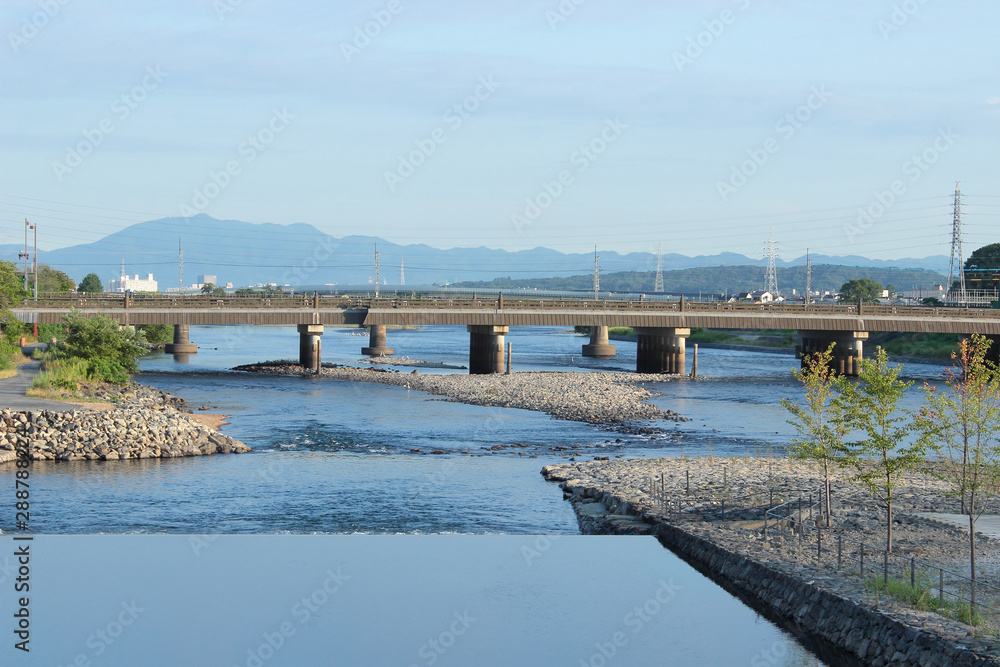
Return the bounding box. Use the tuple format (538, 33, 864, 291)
(62, 311, 144, 376)
(138, 324, 173, 345)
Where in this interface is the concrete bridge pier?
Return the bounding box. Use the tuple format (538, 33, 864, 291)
(582, 326, 616, 357)
(164, 324, 198, 354)
(297, 324, 324, 368)
(634, 327, 689, 374)
(468, 325, 508, 374)
(796, 330, 867, 376)
(361, 324, 393, 356)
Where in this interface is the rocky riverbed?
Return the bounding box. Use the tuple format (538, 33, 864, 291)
(543, 457, 1000, 663)
(233, 361, 689, 426)
(0, 380, 250, 464)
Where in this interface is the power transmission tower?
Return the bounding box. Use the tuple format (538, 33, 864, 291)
(947, 182, 966, 304)
(374, 244, 380, 298)
(654, 243, 664, 293)
(399, 258, 405, 286)
(593, 246, 600, 300)
(763, 226, 779, 295)
(805, 249, 812, 306)
(178, 239, 184, 292)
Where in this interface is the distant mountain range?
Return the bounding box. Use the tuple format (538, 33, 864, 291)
(0, 214, 951, 290)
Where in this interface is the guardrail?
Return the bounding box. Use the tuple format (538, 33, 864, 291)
(15, 293, 1000, 320)
(764, 491, 1000, 625)
(642, 471, 998, 625)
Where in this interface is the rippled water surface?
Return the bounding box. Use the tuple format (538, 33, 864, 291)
(2, 324, 946, 664)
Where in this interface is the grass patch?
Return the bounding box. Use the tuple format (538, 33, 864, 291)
(29, 356, 94, 393)
(882, 333, 961, 360)
(865, 576, 986, 626)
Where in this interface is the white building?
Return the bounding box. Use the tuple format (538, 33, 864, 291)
(109, 262, 158, 293)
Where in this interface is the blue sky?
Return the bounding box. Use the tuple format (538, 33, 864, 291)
(1, 0, 997, 262)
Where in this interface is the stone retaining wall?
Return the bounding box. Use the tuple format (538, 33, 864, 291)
(550, 476, 999, 667)
(0, 407, 250, 464)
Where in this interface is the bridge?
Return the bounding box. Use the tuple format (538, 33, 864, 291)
(12, 294, 1000, 375)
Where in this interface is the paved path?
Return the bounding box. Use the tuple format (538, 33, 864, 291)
(0, 359, 82, 411)
(914, 512, 1000, 539)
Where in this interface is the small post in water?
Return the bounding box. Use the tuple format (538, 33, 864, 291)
(691, 344, 698, 378)
(505, 342, 512, 375)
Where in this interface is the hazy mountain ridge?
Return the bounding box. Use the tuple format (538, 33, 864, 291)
(0, 215, 950, 289)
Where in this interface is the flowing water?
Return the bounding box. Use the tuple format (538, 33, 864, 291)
(2, 325, 949, 664)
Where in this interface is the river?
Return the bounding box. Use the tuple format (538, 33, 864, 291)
(3, 325, 950, 665)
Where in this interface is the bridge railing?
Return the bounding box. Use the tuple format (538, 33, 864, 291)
(16, 294, 1000, 320)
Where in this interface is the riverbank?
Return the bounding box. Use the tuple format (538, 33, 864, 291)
(233, 361, 689, 426)
(0, 380, 249, 464)
(543, 457, 1000, 666)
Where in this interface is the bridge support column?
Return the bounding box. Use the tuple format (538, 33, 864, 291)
(468, 325, 508, 374)
(582, 326, 616, 357)
(796, 330, 867, 376)
(164, 324, 198, 354)
(635, 327, 689, 374)
(361, 324, 393, 356)
(297, 324, 324, 368)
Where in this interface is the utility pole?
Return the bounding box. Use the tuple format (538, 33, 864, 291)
(400, 258, 405, 286)
(947, 182, 966, 304)
(654, 243, 664, 293)
(805, 248, 812, 306)
(32, 222, 37, 301)
(20, 219, 30, 293)
(593, 246, 600, 300)
(374, 244, 380, 299)
(763, 226, 779, 295)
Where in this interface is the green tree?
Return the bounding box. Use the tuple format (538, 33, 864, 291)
(77, 273, 103, 294)
(62, 310, 144, 383)
(211, 286, 226, 297)
(201, 282, 216, 294)
(137, 324, 173, 345)
(838, 347, 924, 552)
(916, 335, 1000, 612)
(965, 243, 1000, 291)
(838, 278, 883, 305)
(36, 265, 75, 293)
(922, 297, 943, 307)
(0, 260, 29, 308)
(782, 344, 850, 528)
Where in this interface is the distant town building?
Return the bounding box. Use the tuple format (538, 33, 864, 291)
(108, 262, 158, 293)
(198, 275, 218, 285)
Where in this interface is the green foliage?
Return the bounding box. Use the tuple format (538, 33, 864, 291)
(0, 260, 29, 308)
(838, 348, 923, 552)
(61, 310, 144, 383)
(782, 345, 850, 527)
(29, 356, 92, 391)
(922, 297, 943, 306)
(838, 278, 883, 304)
(77, 273, 103, 294)
(36, 264, 75, 293)
(138, 324, 173, 345)
(201, 282, 216, 294)
(917, 335, 1000, 603)
(882, 333, 960, 360)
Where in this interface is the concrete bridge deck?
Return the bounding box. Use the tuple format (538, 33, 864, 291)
(11, 295, 1000, 333)
(11, 295, 1000, 375)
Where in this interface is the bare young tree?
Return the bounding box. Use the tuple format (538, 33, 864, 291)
(839, 347, 924, 553)
(782, 344, 849, 528)
(917, 334, 1000, 611)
